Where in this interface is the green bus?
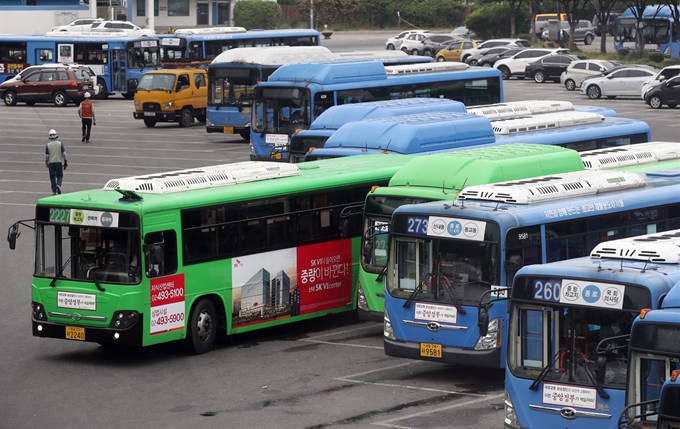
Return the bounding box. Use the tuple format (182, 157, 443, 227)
(358, 143, 588, 321)
(8, 155, 414, 354)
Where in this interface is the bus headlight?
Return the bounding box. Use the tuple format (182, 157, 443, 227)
(384, 309, 395, 340)
(474, 318, 501, 350)
(249, 143, 256, 156)
(357, 281, 369, 312)
(32, 301, 47, 321)
(504, 390, 520, 429)
(109, 310, 140, 329)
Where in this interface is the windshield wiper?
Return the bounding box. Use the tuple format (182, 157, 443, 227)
(86, 266, 106, 292)
(403, 281, 423, 308)
(575, 352, 610, 399)
(49, 256, 72, 287)
(529, 347, 566, 391)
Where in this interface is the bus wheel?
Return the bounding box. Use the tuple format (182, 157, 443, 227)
(53, 91, 68, 107)
(239, 129, 250, 140)
(96, 79, 108, 99)
(185, 298, 217, 354)
(3, 90, 17, 106)
(179, 108, 193, 127)
(143, 119, 156, 127)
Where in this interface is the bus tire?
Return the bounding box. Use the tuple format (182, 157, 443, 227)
(96, 79, 108, 99)
(53, 91, 68, 107)
(185, 298, 217, 354)
(179, 108, 193, 127)
(3, 90, 17, 106)
(564, 79, 576, 91)
(143, 119, 156, 127)
(239, 129, 250, 140)
(648, 95, 663, 109)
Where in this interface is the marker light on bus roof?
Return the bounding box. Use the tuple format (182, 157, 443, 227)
(173, 27, 246, 35)
(103, 162, 301, 194)
(467, 100, 574, 119)
(581, 141, 680, 169)
(457, 170, 646, 204)
(590, 229, 680, 263)
(490, 111, 604, 135)
(383, 62, 469, 75)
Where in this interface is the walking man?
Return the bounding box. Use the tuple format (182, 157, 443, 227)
(45, 129, 67, 195)
(78, 91, 96, 143)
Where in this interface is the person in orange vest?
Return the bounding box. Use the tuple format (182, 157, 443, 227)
(78, 92, 96, 143)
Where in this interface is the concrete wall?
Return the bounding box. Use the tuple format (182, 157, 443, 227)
(0, 8, 88, 35)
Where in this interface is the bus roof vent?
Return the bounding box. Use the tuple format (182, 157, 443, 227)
(591, 229, 680, 263)
(581, 142, 680, 169)
(384, 62, 468, 75)
(103, 162, 301, 194)
(490, 111, 604, 135)
(467, 100, 574, 119)
(457, 170, 645, 204)
(173, 27, 247, 35)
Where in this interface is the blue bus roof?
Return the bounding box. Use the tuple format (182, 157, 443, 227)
(308, 98, 467, 131)
(0, 34, 148, 43)
(620, 5, 674, 18)
(311, 115, 649, 158)
(393, 169, 680, 230)
(157, 28, 320, 43)
(317, 111, 495, 154)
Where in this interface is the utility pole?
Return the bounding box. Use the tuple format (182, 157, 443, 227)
(310, 0, 314, 29)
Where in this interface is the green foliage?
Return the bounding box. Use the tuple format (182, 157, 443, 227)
(649, 52, 665, 63)
(517, 33, 532, 40)
(234, 0, 282, 29)
(465, 3, 531, 39)
(617, 48, 630, 56)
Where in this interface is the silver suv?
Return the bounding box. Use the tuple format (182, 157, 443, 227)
(542, 20, 596, 45)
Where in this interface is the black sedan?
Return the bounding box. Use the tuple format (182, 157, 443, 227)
(465, 46, 515, 66)
(645, 75, 680, 109)
(525, 54, 587, 83)
(471, 47, 526, 68)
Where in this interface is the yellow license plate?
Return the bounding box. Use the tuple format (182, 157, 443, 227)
(65, 326, 85, 341)
(420, 342, 442, 358)
(223, 126, 234, 134)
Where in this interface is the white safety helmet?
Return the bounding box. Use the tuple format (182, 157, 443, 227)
(48, 129, 58, 139)
(84, 92, 91, 99)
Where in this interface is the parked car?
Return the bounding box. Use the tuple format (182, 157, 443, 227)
(3, 63, 99, 97)
(640, 65, 680, 99)
(385, 30, 431, 50)
(419, 34, 458, 57)
(450, 26, 476, 39)
(580, 63, 657, 88)
(542, 20, 596, 45)
(435, 39, 478, 62)
(525, 54, 587, 83)
(52, 18, 103, 32)
(644, 75, 680, 108)
(400, 32, 447, 55)
(593, 13, 621, 36)
(559, 59, 618, 91)
(494, 48, 569, 79)
(580, 65, 658, 99)
(89, 20, 155, 37)
(0, 65, 94, 106)
(466, 46, 515, 66)
(472, 47, 527, 67)
(460, 38, 531, 63)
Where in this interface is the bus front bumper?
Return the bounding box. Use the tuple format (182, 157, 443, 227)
(384, 338, 502, 368)
(133, 111, 177, 122)
(32, 315, 143, 347)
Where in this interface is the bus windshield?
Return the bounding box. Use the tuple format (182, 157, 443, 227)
(36, 222, 140, 285)
(253, 93, 311, 134)
(509, 304, 635, 390)
(615, 18, 670, 44)
(209, 67, 271, 106)
(387, 233, 500, 306)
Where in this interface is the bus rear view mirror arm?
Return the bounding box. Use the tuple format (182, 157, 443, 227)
(7, 219, 35, 250)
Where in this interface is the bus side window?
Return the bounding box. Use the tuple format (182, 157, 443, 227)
(144, 230, 177, 278)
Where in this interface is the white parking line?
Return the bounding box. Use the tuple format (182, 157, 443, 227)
(372, 393, 505, 428)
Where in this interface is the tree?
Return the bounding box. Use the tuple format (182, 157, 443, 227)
(234, 0, 283, 30)
(663, 1, 680, 46)
(556, 0, 590, 50)
(586, 0, 625, 53)
(507, 0, 526, 36)
(466, 3, 532, 39)
(626, 1, 660, 55)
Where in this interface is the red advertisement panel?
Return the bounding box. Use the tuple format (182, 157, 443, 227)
(296, 239, 352, 314)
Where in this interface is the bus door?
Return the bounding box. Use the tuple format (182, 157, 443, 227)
(111, 48, 126, 92)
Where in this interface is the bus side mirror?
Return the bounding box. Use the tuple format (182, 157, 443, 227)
(478, 308, 489, 337)
(7, 223, 19, 250)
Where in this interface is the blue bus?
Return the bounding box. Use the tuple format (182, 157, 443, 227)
(614, 5, 680, 59)
(281, 100, 619, 163)
(618, 287, 680, 429)
(157, 28, 321, 66)
(302, 110, 651, 161)
(505, 231, 680, 429)
(383, 167, 680, 370)
(206, 47, 433, 140)
(250, 60, 503, 161)
(0, 34, 159, 98)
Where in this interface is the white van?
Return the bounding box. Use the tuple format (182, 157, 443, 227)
(641, 65, 680, 99)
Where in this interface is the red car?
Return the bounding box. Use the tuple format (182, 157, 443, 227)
(0, 66, 94, 107)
